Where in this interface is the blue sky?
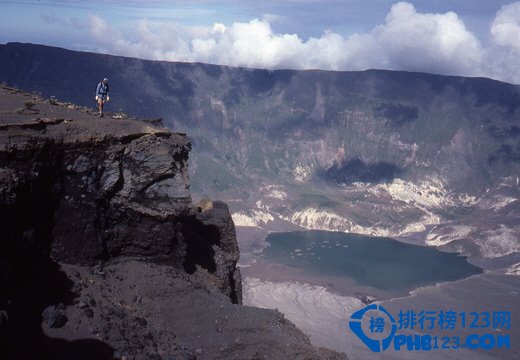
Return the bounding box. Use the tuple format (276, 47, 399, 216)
(1, 1, 520, 83)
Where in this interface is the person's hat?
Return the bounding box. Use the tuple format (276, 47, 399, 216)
(103, 78, 109, 82)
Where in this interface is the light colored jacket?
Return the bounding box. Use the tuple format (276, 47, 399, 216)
(96, 82, 109, 99)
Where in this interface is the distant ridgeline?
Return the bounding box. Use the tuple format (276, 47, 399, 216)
(1, 42, 519, 196)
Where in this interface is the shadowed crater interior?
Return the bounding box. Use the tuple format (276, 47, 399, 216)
(321, 158, 403, 184)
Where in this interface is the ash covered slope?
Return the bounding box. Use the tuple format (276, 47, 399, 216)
(0, 87, 345, 359)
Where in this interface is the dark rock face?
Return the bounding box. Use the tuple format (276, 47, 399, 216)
(50, 132, 192, 262)
(184, 200, 243, 303)
(41, 305, 66, 328)
(0, 87, 240, 295)
(0, 86, 344, 359)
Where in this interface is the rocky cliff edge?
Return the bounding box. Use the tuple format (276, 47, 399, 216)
(0, 85, 346, 360)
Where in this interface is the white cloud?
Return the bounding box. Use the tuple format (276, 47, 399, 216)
(371, 2, 482, 76)
(491, 2, 520, 49)
(87, 2, 520, 84)
(88, 15, 114, 47)
(485, 2, 520, 83)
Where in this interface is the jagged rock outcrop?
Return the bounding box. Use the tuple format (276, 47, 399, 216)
(0, 86, 345, 359)
(0, 84, 241, 295)
(0, 86, 241, 302)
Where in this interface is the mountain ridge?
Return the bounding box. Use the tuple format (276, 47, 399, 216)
(1, 41, 519, 263)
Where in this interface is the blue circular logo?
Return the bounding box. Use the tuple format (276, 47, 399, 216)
(349, 304, 397, 352)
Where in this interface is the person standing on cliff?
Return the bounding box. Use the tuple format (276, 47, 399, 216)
(95, 78, 110, 117)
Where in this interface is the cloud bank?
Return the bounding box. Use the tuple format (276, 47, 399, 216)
(88, 2, 520, 84)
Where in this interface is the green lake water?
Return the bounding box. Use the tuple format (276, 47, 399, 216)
(261, 231, 482, 291)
